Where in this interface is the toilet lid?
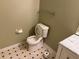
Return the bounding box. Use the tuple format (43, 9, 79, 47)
(35, 24, 43, 37)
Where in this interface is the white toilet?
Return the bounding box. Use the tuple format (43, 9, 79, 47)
(26, 23, 49, 51)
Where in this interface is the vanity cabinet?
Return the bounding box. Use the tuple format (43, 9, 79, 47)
(55, 34, 79, 59)
(59, 47, 77, 59)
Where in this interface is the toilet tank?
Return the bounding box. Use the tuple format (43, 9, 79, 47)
(35, 23, 49, 38)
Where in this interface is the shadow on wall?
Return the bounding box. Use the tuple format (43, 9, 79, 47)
(29, 25, 36, 36)
(39, 0, 79, 51)
(39, 9, 79, 51)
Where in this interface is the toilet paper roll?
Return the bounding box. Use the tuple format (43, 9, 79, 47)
(16, 28, 23, 34)
(43, 51, 49, 58)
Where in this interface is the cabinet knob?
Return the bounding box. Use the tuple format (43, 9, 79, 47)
(67, 57, 69, 59)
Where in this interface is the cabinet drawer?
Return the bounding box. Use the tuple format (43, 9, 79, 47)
(60, 48, 77, 59)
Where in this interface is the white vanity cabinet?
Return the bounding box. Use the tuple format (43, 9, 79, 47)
(55, 34, 79, 59)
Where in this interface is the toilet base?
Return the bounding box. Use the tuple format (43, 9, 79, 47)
(28, 40, 44, 52)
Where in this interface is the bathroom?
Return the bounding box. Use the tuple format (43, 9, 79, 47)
(0, 0, 79, 59)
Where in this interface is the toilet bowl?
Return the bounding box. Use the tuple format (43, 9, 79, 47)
(26, 23, 49, 51)
(27, 36, 43, 45)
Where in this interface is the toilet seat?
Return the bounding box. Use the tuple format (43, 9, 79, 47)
(27, 35, 43, 45)
(27, 35, 36, 44)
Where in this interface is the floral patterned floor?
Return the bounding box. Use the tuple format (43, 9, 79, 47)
(0, 42, 56, 59)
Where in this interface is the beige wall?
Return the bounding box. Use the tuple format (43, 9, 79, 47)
(0, 0, 40, 48)
(39, 0, 79, 50)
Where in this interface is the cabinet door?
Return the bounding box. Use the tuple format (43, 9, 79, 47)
(60, 48, 77, 59)
(55, 45, 63, 59)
